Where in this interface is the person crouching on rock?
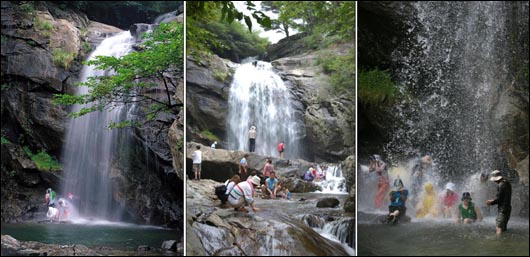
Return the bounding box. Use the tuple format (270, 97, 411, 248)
(261, 171, 279, 199)
(228, 175, 261, 213)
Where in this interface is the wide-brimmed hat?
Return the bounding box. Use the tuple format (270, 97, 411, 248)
(490, 170, 503, 182)
(249, 175, 261, 186)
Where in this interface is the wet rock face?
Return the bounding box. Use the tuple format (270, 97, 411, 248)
(272, 48, 355, 162)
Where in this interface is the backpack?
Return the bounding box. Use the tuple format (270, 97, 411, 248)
(214, 184, 227, 199)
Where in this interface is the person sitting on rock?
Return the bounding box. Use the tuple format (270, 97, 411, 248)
(386, 178, 409, 224)
(261, 171, 280, 199)
(416, 182, 439, 218)
(239, 154, 250, 181)
(440, 182, 458, 218)
(278, 187, 291, 200)
(228, 175, 261, 213)
(456, 192, 483, 224)
(304, 167, 315, 182)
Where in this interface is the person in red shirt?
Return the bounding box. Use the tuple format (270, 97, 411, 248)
(440, 182, 458, 218)
(278, 141, 285, 158)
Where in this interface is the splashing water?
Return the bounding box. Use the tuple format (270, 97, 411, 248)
(61, 32, 135, 221)
(315, 164, 348, 194)
(227, 61, 302, 158)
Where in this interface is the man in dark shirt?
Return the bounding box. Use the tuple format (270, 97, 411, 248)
(486, 170, 512, 235)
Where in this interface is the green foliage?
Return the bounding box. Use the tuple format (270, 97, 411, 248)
(1, 83, 12, 91)
(52, 49, 77, 69)
(82, 41, 91, 53)
(358, 69, 396, 105)
(23, 146, 62, 171)
(187, 1, 270, 59)
(32, 151, 62, 172)
(213, 70, 228, 82)
(202, 130, 220, 142)
(317, 50, 355, 94)
(1, 136, 10, 145)
(34, 18, 53, 37)
(54, 22, 184, 128)
(79, 28, 88, 38)
(264, 2, 355, 46)
(17, 2, 35, 15)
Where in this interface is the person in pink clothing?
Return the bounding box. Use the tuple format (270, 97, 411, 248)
(441, 182, 458, 218)
(369, 154, 390, 210)
(263, 158, 274, 178)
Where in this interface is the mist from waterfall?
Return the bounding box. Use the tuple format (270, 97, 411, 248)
(61, 31, 135, 220)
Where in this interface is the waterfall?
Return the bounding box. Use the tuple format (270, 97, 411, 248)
(227, 61, 301, 158)
(300, 214, 355, 255)
(386, 2, 520, 178)
(315, 164, 348, 194)
(61, 31, 134, 220)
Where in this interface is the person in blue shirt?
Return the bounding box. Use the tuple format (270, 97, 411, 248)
(261, 171, 280, 199)
(304, 167, 315, 182)
(386, 178, 408, 224)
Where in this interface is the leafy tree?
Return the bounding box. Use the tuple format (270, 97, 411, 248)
(54, 21, 183, 128)
(187, 1, 271, 60)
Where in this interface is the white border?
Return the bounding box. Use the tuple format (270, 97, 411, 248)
(182, 1, 187, 255)
(355, 1, 358, 255)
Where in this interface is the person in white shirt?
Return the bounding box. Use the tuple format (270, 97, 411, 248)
(228, 175, 261, 213)
(248, 126, 257, 152)
(192, 145, 202, 180)
(211, 141, 217, 149)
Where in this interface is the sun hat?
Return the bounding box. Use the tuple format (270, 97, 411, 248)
(445, 182, 456, 192)
(490, 170, 503, 182)
(249, 175, 261, 186)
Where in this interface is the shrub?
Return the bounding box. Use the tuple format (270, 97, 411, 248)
(52, 49, 77, 69)
(358, 69, 396, 105)
(31, 150, 62, 171)
(202, 130, 220, 142)
(1, 136, 10, 145)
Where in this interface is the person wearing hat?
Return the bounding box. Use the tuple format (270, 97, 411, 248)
(248, 126, 257, 153)
(228, 175, 262, 213)
(486, 170, 512, 235)
(369, 154, 390, 210)
(416, 182, 439, 218)
(386, 178, 408, 224)
(456, 192, 483, 224)
(440, 182, 458, 218)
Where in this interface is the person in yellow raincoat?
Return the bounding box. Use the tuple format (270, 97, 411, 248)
(416, 182, 439, 218)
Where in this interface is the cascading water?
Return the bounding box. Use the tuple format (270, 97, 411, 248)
(61, 31, 134, 220)
(385, 2, 525, 180)
(227, 61, 301, 158)
(315, 164, 348, 194)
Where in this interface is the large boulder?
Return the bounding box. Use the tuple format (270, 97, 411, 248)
(316, 197, 340, 208)
(186, 55, 233, 146)
(342, 155, 355, 213)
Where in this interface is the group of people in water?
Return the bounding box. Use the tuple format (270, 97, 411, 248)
(367, 154, 512, 235)
(44, 188, 72, 222)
